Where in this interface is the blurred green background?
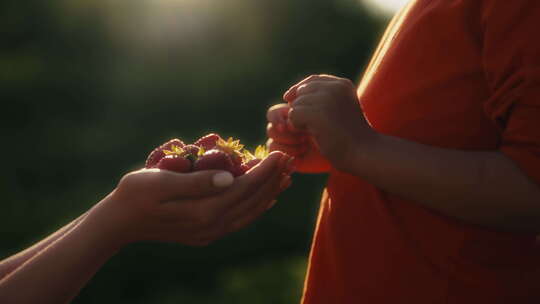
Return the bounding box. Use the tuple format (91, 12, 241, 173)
(1, 0, 390, 302)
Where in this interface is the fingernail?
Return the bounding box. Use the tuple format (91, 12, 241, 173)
(213, 172, 234, 187)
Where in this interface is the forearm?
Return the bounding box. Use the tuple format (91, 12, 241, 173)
(346, 134, 540, 232)
(0, 199, 122, 304)
(0, 212, 88, 280)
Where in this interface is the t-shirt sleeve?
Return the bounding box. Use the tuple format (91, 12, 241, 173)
(481, 0, 540, 185)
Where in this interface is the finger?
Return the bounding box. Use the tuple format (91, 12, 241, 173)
(288, 104, 314, 131)
(202, 166, 291, 240)
(286, 117, 302, 133)
(144, 169, 234, 201)
(266, 103, 290, 131)
(200, 152, 288, 230)
(160, 157, 281, 228)
(222, 165, 285, 225)
(228, 172, 293, 234)
(198, 151, 288, 211)
(156, 152, 288, 226)
(283, 74, 340, 103)
(296, 81, 323, 97)
(266, 138, 307, 157)
(266, 122, 306, 145)
(161, 156, 291, 244)
(288, 90, 330, 128)
(295, 80, 350, 98)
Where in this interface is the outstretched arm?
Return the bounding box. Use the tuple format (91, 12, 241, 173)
(0, 152, 292, 304)
(0, 213, 88, 281)
(0, 201, 120, 304)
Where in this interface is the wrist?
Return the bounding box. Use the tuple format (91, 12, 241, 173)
(82, 193, 135, 251)
(338, 130, 382, 176)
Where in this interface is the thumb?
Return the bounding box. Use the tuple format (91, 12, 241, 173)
(267, 103, 290, 126)
(287, 105, 310, 131)
(146, 169, 234, 200)
(242, 151, 286, 181)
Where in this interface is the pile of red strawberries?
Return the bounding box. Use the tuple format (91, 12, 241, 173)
(145, 133, 268, 176)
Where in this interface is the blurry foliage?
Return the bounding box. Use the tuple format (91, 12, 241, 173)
(1, 0, 387, 302)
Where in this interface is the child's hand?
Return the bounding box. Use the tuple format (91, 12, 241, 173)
(91, 151, 292, 247)
(284, 74, 376, 171)
(266, 103, 331, 173)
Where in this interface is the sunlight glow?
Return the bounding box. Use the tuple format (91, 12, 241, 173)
(362, 0, 410, 15)
(94, 0, 224, 49)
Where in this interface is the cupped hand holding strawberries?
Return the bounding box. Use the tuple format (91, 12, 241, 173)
(89, 134, 293, 248)
(267, 74, 376, 173)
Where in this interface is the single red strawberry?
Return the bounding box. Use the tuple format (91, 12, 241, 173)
(157, 155, 191, 173)
(145, 138, 185, 168)
(194, 133, 222, 151)
(193, 149, 235, 173)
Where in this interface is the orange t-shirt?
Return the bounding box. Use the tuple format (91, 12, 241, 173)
(302, 1, 540, 303)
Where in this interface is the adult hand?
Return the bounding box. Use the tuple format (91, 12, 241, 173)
(92, 151, 293, 247)
(266, 103, 331, 173)
(0, 152, 292, 304)
(284, 74, 377, 171)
